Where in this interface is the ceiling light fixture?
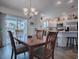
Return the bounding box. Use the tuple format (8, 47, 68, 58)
(56, 1, 62, 5)
(68, 0, 74, 3)
(23, 0, 39, 19)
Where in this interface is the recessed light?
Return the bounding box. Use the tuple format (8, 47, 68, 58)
(68, 0, 74, 3)
(41, 14, 45, 17)
(62, 12, 66, 15)
(56, 1, 62, 5)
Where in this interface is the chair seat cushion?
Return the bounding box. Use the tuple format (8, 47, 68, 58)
(34, 47, 52, 59)
(16, 44, 29, 54)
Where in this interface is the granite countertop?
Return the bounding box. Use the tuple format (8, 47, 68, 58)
(58, 31, 78, 37)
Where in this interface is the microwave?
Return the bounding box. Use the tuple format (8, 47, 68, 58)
(57, 23, 63, 27)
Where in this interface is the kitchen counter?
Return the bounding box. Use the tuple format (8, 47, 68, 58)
(57, 31, 78, 47)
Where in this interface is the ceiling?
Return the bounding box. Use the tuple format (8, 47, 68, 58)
(0, 0, 78, 17)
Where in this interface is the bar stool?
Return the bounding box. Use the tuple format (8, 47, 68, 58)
(66, 37, 78, 49)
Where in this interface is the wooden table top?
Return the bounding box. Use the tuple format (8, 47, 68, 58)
(17, 36, 46, 47)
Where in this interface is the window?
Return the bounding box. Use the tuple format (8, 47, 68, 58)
(43, 20, 48, 28)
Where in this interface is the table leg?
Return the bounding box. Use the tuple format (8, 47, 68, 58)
(52, 51, 54, 59)
(29, 47, 34, 59)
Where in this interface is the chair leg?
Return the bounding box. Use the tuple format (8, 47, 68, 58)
(66, 37, 69, 48)
(75, 37, 78, 49)
(24, 52, 26, 56)
(52, 51, 54, 59)
(56, 39, 58, 47)
(52, 55, 54, 59)
(70, 38, 72, 48)
(72, 37, 74, 48)
(24, 52, 26, 58)
(11, 49, 13, 59)
(15, 53, 17, 59)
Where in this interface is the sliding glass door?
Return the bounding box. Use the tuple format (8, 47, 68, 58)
(3, 15, 27, 46)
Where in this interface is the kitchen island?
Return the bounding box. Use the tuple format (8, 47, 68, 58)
(57, 31, 78, 47)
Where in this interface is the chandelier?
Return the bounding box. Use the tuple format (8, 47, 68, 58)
(23, 0, 39, 19)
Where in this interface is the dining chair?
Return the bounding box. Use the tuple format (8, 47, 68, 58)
(8, 31, 29, 59)
(36, 30, 44, 39)
(34, 32, 58, 59)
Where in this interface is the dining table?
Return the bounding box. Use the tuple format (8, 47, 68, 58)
(16, 36, 46, 59)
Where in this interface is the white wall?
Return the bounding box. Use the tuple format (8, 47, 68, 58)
(27, 16, 41, 35)
(0, 6, 25, 18)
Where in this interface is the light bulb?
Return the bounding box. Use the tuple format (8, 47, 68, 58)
(23, 8, 28, 12)
(68, 0, 74, 3)
(31, 8, 36, 12)
(34, 11, 38, 15)
(56, 1, 62, 5)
